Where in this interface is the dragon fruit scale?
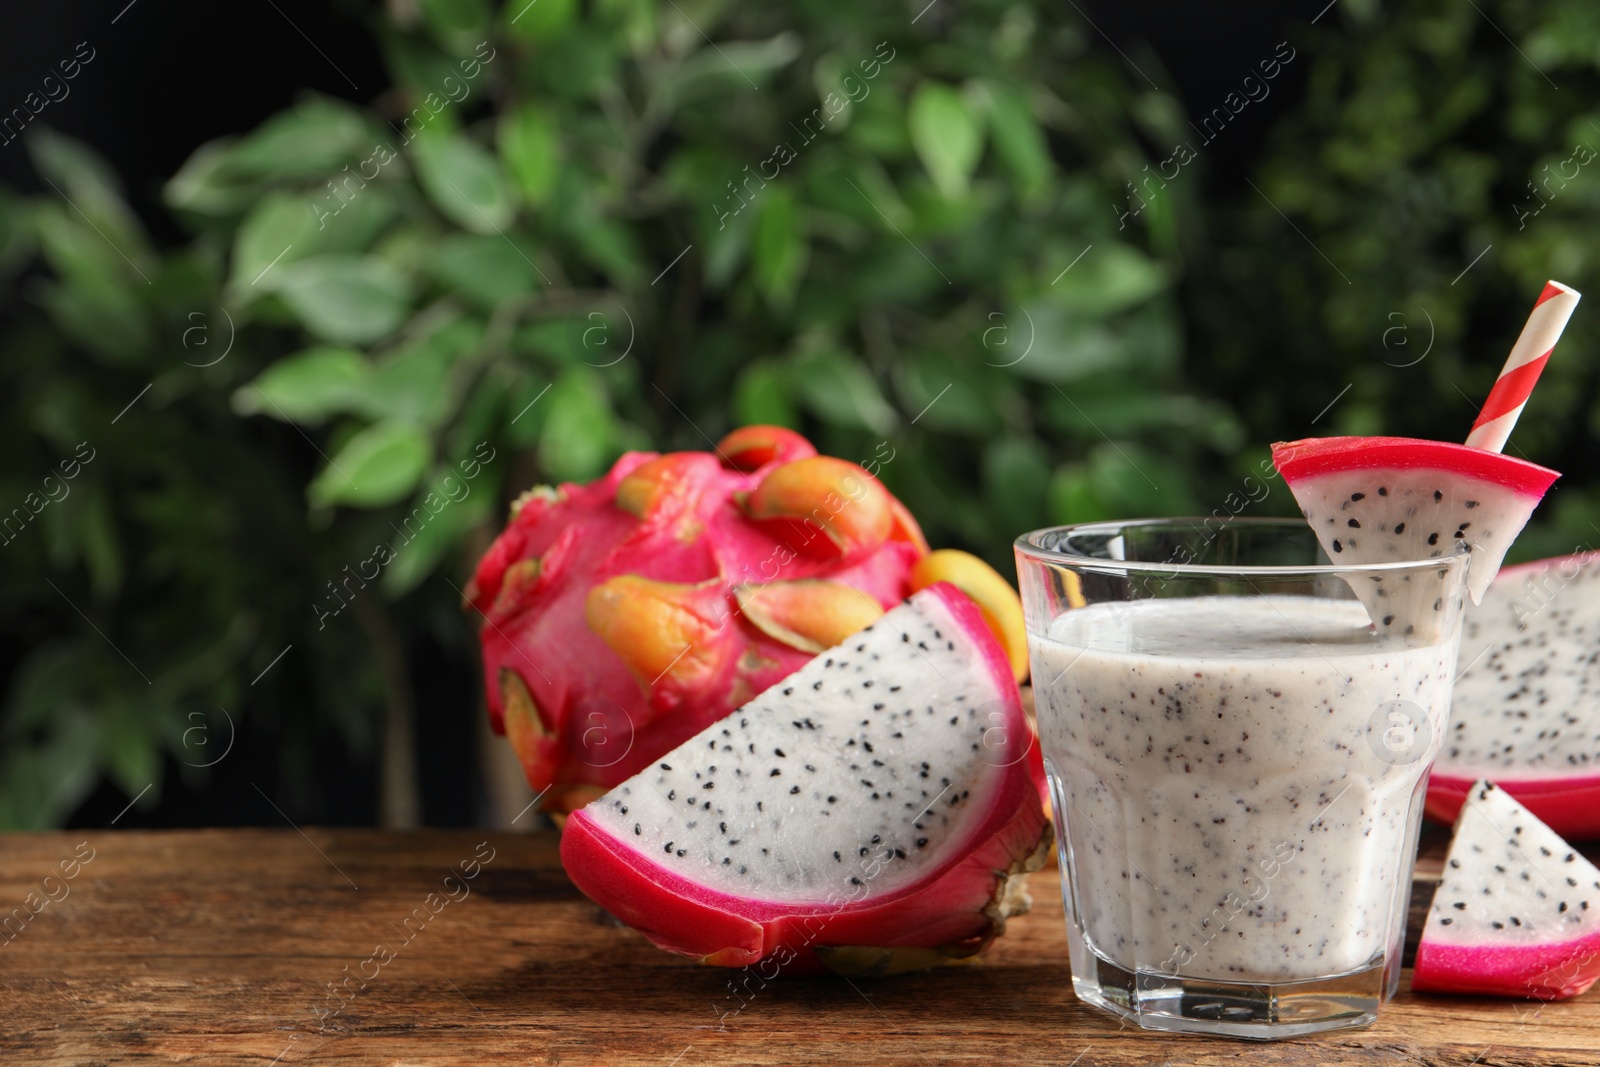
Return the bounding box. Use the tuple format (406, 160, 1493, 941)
(466, 425, 1025, 815)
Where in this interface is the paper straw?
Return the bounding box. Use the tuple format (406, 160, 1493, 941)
(1465, 280, 1581, 453)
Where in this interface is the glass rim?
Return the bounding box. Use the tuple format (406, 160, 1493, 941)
(1014, 517, 1473, 579)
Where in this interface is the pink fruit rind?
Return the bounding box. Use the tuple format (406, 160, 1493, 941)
(559, 583, 1047, 971)
(1425, 774, 1600, 841)
(1271, 436, 1559, 498)
(1412, 929, 1600, 999)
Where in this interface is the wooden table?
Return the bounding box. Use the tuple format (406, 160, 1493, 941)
(2, 828, 1597, 1066)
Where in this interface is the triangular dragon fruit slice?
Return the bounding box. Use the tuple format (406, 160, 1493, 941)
(1272, 437, 1559, 619)
(1413, 781, 1600, 999)
(559, 583, 1051, 976)
(1428, 553, 1600, 840)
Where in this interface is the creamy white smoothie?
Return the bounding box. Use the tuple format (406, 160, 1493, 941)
(1032, 595, 1457, 982)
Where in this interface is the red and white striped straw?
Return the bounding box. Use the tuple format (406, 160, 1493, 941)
(1465, 280, 1581, 453)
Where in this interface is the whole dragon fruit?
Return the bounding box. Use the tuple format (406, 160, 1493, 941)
(466, 426, 1017, 815)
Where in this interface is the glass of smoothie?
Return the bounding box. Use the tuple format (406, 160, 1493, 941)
(1015, 518, 1470, 1039)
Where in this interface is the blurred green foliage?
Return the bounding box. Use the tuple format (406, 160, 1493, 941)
(3, 0, 1595, 826)
(1194, 0, 1600, 560)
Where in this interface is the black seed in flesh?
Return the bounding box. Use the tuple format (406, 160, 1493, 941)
(1332, 539, 1342, 553)
(1348, 518, 1360, 529)
(1394, 522, 1405, 534)
(1428, 532, 1440, 545)
(1351, 492, 1365, 501)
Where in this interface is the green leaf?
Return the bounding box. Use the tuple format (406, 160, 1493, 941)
(429, 233, 541, 308)
(99, 701, 160, 801)
(732, 360, 799, 427)
(983, 437, 1052, 536)
(26, 129, 151, 263)
(752, 189, 807, 308)
(506, 0, 578, 42)
(539, 369, 615, 481)
(358, 315, 483, 427)
(309, 420, 433, 508)
(34, 277, 151, 362)
(32, 201, 140, 289)
(790, 350, 898, 435)
(164, 140, 258, 217)
(1047, 241, 1169, 316)
(1048, 463, 1113, 525)
(0, 187, 32, 273)
(499, 106, 561, 208)
(411, 131, 516, 234)
(909, 82, 984, 198)
(653, 31, 802, 108)
(891, 351, 1001, 435)
(233, 347, 373, 424)
(270, 255, 412, 345)
(382, 29, 477, 98)
(420, 0, 492, 53)
(979, 82, 1051, 196)
(230, 193, 328, 293)
(382, 486, 489, 596)
(221, 95, 372, 180)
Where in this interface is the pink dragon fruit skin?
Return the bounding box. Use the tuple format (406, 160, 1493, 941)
(466, 426, 929, 814)
(558, 583, 1052, 975)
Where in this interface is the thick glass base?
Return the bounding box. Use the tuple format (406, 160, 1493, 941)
(1073, 946, 1384, 1040)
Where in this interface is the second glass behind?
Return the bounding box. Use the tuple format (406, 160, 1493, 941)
(1015, 518, 1470, 1040)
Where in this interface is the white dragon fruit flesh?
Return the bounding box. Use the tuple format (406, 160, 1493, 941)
(1428, 553, 1600, 840)
(1413, 781, 1600, 999)
(1272, 437, 1559, 634)
(559, 583, 1051, 976)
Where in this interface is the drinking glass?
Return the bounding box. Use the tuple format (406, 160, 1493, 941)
(1015, 518, 1470, 1039)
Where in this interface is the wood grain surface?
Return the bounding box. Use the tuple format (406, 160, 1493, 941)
(2, 827, 1597, 1066)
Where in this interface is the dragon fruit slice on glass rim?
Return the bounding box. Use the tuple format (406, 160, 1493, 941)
(1413, 781, 1600, 999)
(1271, 437, 1560, 632)
(559, 583, 1052, 976)
(1427, 553, 1600, 840)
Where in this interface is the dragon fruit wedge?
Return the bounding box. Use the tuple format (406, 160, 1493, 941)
(466, 424, 1026, 815)
(1427, 553, 1600, 840)
(559, 583, 1052, 976)
(1413, 781, 1600, 999)
(1272, 437, 1559, 632)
